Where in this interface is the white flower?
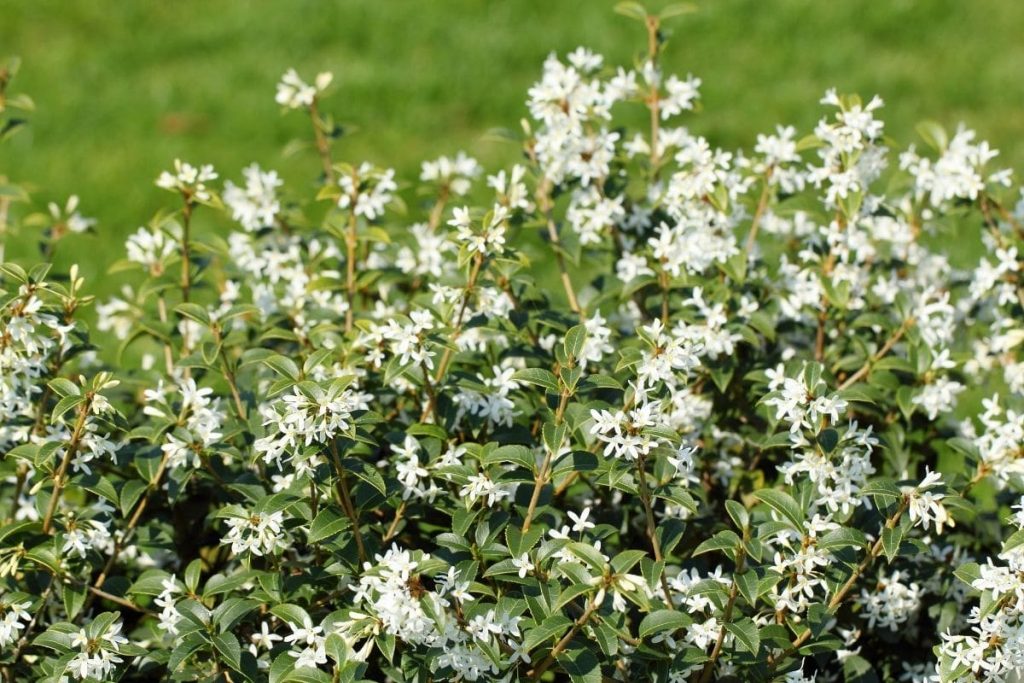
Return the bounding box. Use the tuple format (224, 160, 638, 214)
(224, 164, 282, 231)
(903, 469, 952, 534)
(276, 68, 332, 109)
(222, 509, 287, 556)
(251, 622, 282, 651)
(567, 507, 595, 533)
(156, 159, 217, 201)
(511, 553, 535, 578)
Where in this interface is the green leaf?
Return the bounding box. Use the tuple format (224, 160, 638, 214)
(184, 558, 203, 593)
(5, 443, 40, 464)
(512, 368, 559, 392)
(263, 354, 301, 381)
(614, 1, 648, 21)
(860, 478, 902, 502)
(0, 262, 28, 284)
(62, 583, 87, 620)
(566, 542, 606, 572)
(726, 618, 760, 654)
(270, 604, 312, 629)
(33, 622, 78, 653)
(351, 461, 387, 496)
(213, 631, 243, 669)
(506, 525, 543, 557)
(524, 614, 572, 651)
(580, 374, 623, 391)
(754, 488, 805, 531)
(881, 526, 903, 562)
(736, 570, 759, 607)
(896, 386, 915, 420)
(47, 377, 80, 398)
(692, 529, 741, 557)
(129, 569, 174, 597)
(556, 644, 601, 683)
(51, 393, 85, 423)
(953, 561, 981, 587)
(174, 302, 212, 327)
(308, 506, 349, 544)
(168, 632, 206, 672)
(26, 544, 62, 573)
(818, 527, 867, 551)
(542, 422, 569, 455)
(282, 666, 333, 683)
(485, 444, 537, 471)
(611, 550, 647, 575)
(119, 479, 148, 516)
(817, 428, 839, 454)
(916, 119, 948, 151)
(564, 324, 588, 361)
(638, 609, 691, 639)
(660, 2, 698, 19)
(725, 500, 749, 530)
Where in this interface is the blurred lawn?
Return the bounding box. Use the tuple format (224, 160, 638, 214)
(2, 0, 1024, 293)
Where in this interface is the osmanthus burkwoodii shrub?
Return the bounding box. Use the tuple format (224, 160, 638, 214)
(2, 4, 1024, 682)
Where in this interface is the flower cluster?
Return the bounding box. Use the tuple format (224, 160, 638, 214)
(3, 7, 1024, 683)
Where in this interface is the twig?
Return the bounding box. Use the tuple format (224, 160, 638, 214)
(537, 182, 581, 316)
(522, 389, 570, 533)
(328, 441, 367, 565)
(838, 317, 915, 390)
(697, 544, 747, 682)
(769, 497, 908, 668)
(41, 396, 92, 534)
(529, 590, 602, 680)
(309, 99, 335, 184)
(744, 174, 773, 256)
(383, 501, 406, 542)
(421, 252, 484, 422)
(636, 453, 675, 608)
(644, 14, 662, 173)
(89, 451, 171, 598)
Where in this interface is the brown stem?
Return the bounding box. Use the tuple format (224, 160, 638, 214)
(7, 465, 26, 523)
(697, 545, 747, 683)
(744, 175, 773, 256)
(637, 453, 675, 607)
(213, 326, 246, 420)
(428, 186, 450, 231)
(383, 501, 407, 542)
(814, 216, 843, 362)
(522, 389, 571, 533)
(6, 583, 55, 672)
(838, 317, 915, 390)
(421, 253, 484, 422)
(529, 591, 602, 680)
(537, 183, 581, 316)
(658, 269, 670, 324)
(156, 296, 175, 375)
(180, 201, 193, 303)
(522, 450, 553, 535)
(344, 201, 358, 333)
(40, 396, 92, 534)
(770, 498, 908, 667)
(814, 309, 827, 361)
(309, 99, 335, 184)
(645, 15, 662, 173)
(222, 355, 247, 421)
(90, 450, 171, 595)
(86, 584, 154, 615)
(328, 441, 367, 564)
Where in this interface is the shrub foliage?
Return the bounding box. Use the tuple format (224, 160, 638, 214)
(2, 6, 1023, 682)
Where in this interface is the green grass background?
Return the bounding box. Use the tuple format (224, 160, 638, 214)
(2, 0, 1024, 293)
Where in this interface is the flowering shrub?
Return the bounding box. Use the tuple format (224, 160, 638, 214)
(3, 5, 1024, 682)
